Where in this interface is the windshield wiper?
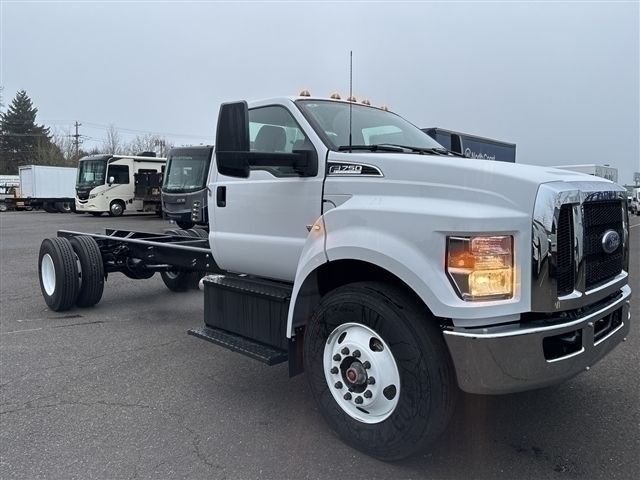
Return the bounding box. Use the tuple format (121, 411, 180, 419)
(337, 144, 405, 153)
(377, 144, 467, 157)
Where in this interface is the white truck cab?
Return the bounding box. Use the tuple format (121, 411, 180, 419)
(205, 94, 630, 458)
(39, 93, 632, 460)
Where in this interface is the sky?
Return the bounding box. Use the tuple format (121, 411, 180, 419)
(1, 0, 639, 184)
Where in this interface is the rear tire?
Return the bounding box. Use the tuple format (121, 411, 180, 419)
(108, 200, 125, 217)
(69, 236, 105, 307)
(56, 201, 72, 213)
(303, 281, 457, 461)
(43, 202, 58, 213)
(161, 270, 200, 291)
(38, 237, 80, 311)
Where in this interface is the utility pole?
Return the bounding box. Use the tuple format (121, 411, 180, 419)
(72, 121, 82, 159)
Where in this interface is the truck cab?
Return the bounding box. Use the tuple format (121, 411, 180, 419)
(39, 93, 632, 461)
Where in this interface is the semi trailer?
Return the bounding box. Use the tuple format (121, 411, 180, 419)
(37, 93, 632, 460)
(422, 127, 516, 162)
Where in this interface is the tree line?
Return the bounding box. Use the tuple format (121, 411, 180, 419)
(0, 89, 172, 175)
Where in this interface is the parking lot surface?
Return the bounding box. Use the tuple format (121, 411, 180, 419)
(1, 211, 639, 480)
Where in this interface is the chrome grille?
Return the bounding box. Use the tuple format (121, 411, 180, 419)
(531, 182, 628, 313)
(583, 200, 624, 288)
(556, 205, 574, 296)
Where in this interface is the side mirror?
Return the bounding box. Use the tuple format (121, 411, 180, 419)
(108, 176, 115, 185)
(215, 101, 250, 178)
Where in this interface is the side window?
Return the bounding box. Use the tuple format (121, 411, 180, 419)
(248, 106, 311, 176)
(108, 165, 130, 184)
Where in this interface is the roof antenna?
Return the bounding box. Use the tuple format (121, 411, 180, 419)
(349, 50, 353, 153)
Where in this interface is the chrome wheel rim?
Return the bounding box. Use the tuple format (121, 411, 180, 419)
(111, 202, 123, 215)
(324, 322, 400, 424)
(41, 254, 56, 296)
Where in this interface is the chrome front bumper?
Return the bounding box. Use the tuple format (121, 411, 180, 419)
(443, 285, 631, 394)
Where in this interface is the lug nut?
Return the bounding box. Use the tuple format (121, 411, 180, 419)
(335, 381, 343, 389)
(367, 377, 376, 385)
(353, 350, 361, 358)
(341, 347, 350, 355)
(364, 390, 372, 399)
(363, 361, 371, 369)
(330, 367, 339, 374)
(343, 393, 352, 400)
(333, 354, 341, 361)
(355, 396, 363, 404)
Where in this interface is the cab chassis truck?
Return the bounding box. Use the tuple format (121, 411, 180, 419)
(37, 94, 632, 460)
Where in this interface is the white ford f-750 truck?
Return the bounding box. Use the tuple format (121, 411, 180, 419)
(37, 94, 631, 460)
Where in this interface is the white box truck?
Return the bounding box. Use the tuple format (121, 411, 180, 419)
(36, 93, 632, 460)
(554, 164, 618, 183)
(5, 165, 78, 213)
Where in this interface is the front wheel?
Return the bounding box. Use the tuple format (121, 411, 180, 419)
(108, 200, 125, 217)
(177, 220, 195, 229)
(304, 282, 457, 461)
(160, 270, 200, 291)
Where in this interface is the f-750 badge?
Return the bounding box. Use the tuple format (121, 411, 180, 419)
(329, 164, 363, 175)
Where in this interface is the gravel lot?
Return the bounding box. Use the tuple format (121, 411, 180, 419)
(1, 210, 639, 480)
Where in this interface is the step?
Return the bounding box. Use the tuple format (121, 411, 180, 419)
(203, 274, 292, 301)
(188, 326, 288, 366)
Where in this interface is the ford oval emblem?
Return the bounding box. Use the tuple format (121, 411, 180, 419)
(601, 230, 620, 254)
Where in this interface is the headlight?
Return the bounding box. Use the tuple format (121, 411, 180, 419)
(89, 194, 97, 199)
(447, 235, 513, 301)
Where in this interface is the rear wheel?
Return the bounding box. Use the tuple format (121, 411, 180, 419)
(304, 282, 457, 461)
(56, 201, 72, 213)
(0, 203, 7, 212)
(43, 202, 58, 213)
(108, 200, 125, 217)
(38, 237, 79, 311)
(69, 236, 104, 307)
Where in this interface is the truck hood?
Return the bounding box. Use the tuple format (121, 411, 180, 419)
(324, 152, 618, 215)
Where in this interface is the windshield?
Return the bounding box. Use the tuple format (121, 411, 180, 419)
(296, 100, 444, 151)
(163, 149, 212, 193)
(77, 159, 107, 187)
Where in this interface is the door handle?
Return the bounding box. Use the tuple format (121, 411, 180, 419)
(216, 186, 226, 207)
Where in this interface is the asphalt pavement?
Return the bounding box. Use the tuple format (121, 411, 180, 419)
(1, 210, 638, 480)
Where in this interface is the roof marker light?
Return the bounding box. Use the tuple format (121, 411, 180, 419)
(299, 89, 311, 97)
(330, 92, 341, 100)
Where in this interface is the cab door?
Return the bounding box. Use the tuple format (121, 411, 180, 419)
(210, 104, 323, 282)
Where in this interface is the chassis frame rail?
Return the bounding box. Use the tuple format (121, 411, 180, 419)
(57, 229, 221, 274)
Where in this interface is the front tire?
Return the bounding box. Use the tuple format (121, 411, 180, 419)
(177, 220, 194, 229)
(108, 200, 125, 217)
(160, 270, 200, 291)
(38, 237, 80, 311)
(304, 282, 456, 461)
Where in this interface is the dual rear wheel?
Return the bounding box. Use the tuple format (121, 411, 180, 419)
(38, 236, 105, 311)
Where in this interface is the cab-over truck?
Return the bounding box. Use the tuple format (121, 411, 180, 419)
(37, 93, 632, 460)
